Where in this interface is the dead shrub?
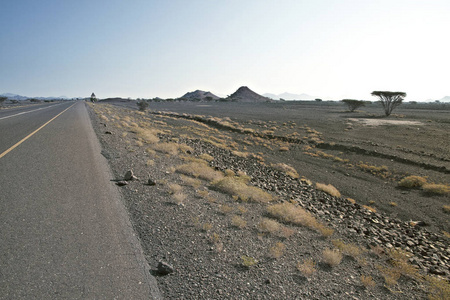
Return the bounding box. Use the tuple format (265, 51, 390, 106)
(316, 183, 341, 197)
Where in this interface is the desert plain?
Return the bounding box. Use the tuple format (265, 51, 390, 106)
(89, 100, 449, 299)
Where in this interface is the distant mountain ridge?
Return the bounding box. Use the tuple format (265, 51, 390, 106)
(263, 92, 316, 100)
(180, 90, 219, 101)
(0, 93, 70, 100)
(229, 86, 272, 102)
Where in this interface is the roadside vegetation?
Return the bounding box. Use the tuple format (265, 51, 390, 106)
(89, 102, 449, 299)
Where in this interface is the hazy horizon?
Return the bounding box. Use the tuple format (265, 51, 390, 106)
(1, 0, 449, 101)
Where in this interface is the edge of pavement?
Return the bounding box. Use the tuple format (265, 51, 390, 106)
(84, 102, 163, 299)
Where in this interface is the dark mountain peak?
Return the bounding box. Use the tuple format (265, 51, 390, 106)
(180, 90, 220, 101)
(229, 86, 272, 103)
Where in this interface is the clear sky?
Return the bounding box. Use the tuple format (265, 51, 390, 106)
(1, 0, 449, 101)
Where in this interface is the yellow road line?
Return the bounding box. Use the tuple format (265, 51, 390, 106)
(0, 102, 77, 159)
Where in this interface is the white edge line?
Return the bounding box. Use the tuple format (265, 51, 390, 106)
(0, 103, 63, 121)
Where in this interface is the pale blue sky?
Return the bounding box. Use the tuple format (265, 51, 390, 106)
(1, 0, 449, 101)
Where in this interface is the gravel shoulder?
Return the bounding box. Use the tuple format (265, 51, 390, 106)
(88, 101, 449, 299)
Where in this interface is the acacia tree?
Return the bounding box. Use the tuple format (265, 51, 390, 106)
(371, 91, 406, 116)
(136, 99, 149, 111)
(341, 99, 366, 112)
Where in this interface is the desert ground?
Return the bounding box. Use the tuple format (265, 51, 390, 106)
(89, 100, 449, 299)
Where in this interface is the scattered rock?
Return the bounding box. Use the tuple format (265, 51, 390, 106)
(116, 181, 128, 186)
(157, 261, 174, 275)
(124, 170, 137, 181)
(104, 131, 112, 134)
(147, 179, 156, 186)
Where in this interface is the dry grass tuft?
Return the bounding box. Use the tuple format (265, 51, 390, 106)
(224, 169, 235, 177)
(180, 175, 202, 189)
(151, 142, 179, 155)
(212, 176, 273, 203)
(332, 239, 363, 257)
(347, 198, 356, 204)
(202, 223, 213, 232)
(258, 218, 295, 238)
(237, 205, 247, 214)
(398, 175, 428, 188)
(178, 144, 194, 153)
(219, 205, 233, 214)
(172, 192, 186, 205)
(267, 202, 333, 237)
(269, 242, 286, 259)
(135, 127, 160, 144)
(258, 218, 281, 233)
(300, 177, 313, 185)
(422, 183, 450, 195)
(427, 275, 450, 300)
(176, 161, 224, 182)
(241, 256, 258, 267)
(231, 215, 247, 229)
(360, 275, 376, 289)
(297, 258, 316, 277)
(199, 153, 214, 161)
(362, 205, 377, 213)
(443, 205, 450, 213)
(316, 183, 341, 197)
(272, 163, 299, 179)
(322, 248, 343, 267)
(196, 190, 209, 198)
(167, 183, 182, 194)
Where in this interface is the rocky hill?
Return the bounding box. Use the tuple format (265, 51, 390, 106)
(229, 86, 272, 103)
(180, 90, 220, 101)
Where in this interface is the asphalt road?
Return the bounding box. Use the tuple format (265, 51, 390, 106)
(0, 102, 161, 299)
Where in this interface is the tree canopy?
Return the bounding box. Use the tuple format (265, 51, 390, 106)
(341, 99, 366, 112)
(371, 91, 406, 116)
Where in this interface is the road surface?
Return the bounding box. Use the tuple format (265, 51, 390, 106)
(0, 102, 161, 299)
